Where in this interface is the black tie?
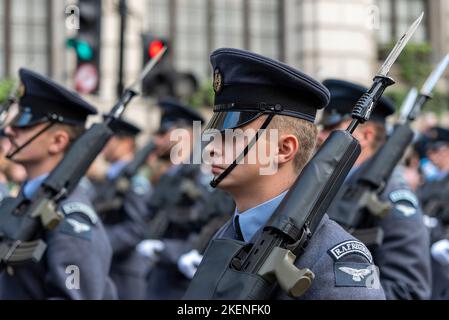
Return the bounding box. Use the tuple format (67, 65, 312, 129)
(234, 215, 244, 241)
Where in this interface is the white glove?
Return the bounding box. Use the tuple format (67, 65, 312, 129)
(177, 249, 203, 279)
(136, 239, 165, 260)
(431, 239, 449, 266)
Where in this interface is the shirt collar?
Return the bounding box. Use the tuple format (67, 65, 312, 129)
(107, 160, 129, 179)
(23, 173, 49, 199)
(233, 190, 288, 242)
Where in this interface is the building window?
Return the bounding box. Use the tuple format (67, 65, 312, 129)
(2, 0, 51, 77)
(176, 0, 207, 78)
(212, 0, 244, 49)
(146, 0, 170, 38)
(249, 0, 282, 60)
(377, 0, 428, 46)
(0, 0, 5, 77)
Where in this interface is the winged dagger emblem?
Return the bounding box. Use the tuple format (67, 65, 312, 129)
(339, 267, 372, 282)
(67, 218, 91, 233)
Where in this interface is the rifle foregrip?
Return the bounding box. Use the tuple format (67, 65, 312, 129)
(44, 123, 114, 193)
(361, 124, 414, 189)
(266, 130, 361, 239)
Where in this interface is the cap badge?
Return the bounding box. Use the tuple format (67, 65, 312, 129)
(213, 68, 223, 93)
(17, 82, 26, 98)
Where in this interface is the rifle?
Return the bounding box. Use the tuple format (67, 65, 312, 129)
(93, 140, 156, 214)
(183, 13, 422, 299)
(329, 53, 449, 246)
(146, 164, 205, 239)
(0, 47, 167, 267)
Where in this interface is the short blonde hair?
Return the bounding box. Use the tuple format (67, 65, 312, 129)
(269, 115, 317, 173)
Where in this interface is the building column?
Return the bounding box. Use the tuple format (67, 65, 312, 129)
(286, 0, 377, 85)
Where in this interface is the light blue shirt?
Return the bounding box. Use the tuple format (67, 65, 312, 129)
(433, 169, 449, 182)
(23, 173, 49, 199)
(107, 160, 129, 179)
(0, 182, 9, 202)
(420, 158, 440, 182)
(233, 190, 288, 242)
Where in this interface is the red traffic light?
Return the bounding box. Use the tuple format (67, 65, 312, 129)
(148, 40, 164, 58)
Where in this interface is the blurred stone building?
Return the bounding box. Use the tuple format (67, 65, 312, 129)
(1, 0, 448, 134)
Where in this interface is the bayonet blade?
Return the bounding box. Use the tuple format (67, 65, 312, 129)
(129, 46, 167, 92)
(377, 12, 424, 77)
(421, 53, 449, 96)
(398, 87, 418, 123)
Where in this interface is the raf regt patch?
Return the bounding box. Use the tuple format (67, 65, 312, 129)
(328, 240, 373, 263)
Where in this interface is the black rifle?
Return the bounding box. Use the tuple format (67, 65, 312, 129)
(183, 14, 423, 299)
(146, 164, 205, 239)
(0, 47, 167, 267)
(93, 140, 156, 214)
(329, 53, 449, 245)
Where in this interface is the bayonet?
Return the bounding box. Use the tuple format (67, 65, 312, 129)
(377, 12, 424, 77)
(348, 12, 424, 131)
(129, 46, 167, 94)
(407, 53, 449, 121)
(398, 88, 418, 124)
(420, 53, 449, 96)
(109, 46, 167, 119)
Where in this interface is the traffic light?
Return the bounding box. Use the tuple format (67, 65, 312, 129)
(140, 32, 199, 99)
(141, 33, 174, 97)
(142, 33, 167, 66)
(66, 0, 102, 94)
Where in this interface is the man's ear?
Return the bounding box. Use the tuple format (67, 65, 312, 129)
(277, 134, 299, 165)
(357, 124, 376, 150)
(48, 129, 70, 155)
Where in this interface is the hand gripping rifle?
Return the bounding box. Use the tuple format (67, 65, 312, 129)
(0, 48, 167, 268)
(329, 53, 449, 246)
(183, 14, 423, 300)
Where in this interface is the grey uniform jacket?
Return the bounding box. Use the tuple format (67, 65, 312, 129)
(327, 164, 431, 300)
(203, 214, 386, 300)
(94, 175, 153, 300)
(0, 185, 117, 300)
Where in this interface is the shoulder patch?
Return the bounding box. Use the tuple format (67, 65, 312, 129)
(389, 189, 418, 207)
(131, 175, 150, 196)
(334, 262, 381, 289)
(328, 240, 373, 263)
(60, 218, 92, 240)
(61, 202, 98, 225)
(389, 189, 420, 218)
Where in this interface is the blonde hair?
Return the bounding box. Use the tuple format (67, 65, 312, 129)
(269, 115, 317, 173)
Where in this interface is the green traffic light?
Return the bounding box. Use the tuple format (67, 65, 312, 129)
(65, 38, 94, 61)
(76, 41, 94, 61)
